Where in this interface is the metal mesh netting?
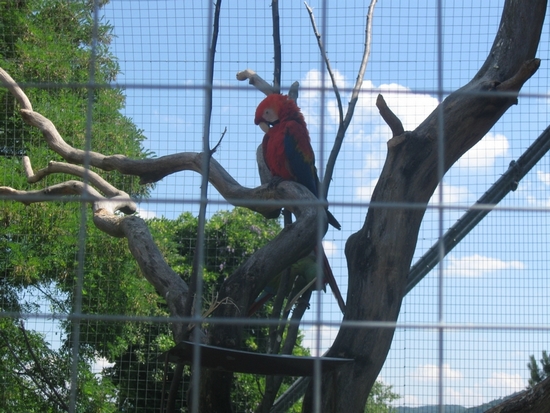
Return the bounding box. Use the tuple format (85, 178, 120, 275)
(0, 1, 549, 412)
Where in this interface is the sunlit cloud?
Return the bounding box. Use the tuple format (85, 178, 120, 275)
(322, 240, 337, 257)
(351, 82, 439, 134)
(429, 182, 471, 206)
(152, 109, 187, 125)
(355, 178, 378, 202)
(444, 254, 525, 277)
(136, 207, 157, 219)
(537, 170, 550, 185)
(486, 372, 524, 393)
(456, 132, 509, 169)
(301, 68, 347, 98)
(302, 324, 340, 356)
(411, 363, 463, 382)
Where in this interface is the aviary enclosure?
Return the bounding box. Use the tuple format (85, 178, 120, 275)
(0, 1, 549, 412)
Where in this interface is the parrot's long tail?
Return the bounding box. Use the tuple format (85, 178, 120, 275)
(247, 291, 274, 317)
(316, 245, 346, 314)
(326, 209, 341, 230)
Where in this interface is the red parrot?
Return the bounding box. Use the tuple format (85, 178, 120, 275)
(253, 94, 345, 314)
(254, 94, 341, 230)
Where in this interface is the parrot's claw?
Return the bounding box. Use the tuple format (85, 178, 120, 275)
(267, 176, 284, 190)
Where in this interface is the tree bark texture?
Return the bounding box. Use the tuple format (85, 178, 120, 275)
(485, 377, 550, 413)
(303, 1, 547, 411)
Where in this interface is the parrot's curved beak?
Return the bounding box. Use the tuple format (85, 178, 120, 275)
(258, 121, 270, 134)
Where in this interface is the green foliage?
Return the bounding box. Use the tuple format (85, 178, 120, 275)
(527, 350, 550, 388)
(0, 318, 117, 413)
(365, 380, 400, 412)
(0, 1, 399, 410)
(0, 0, 152, 410)
(0, 0, 152, 198)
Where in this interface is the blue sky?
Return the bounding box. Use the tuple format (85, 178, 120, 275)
(101, 1, 550, 408)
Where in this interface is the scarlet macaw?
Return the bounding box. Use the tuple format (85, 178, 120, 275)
(254, 94, 341, 230)
(253, 94, 345, 314)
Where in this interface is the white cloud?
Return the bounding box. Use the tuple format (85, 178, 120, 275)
(352, 82, 439, 134)
(445, 254, 525, 278)
(537, 170, 550, 185)
(300, 68, 347, 111)
(430, 182, 470, 206)
(486, 372, 524, 393)
(412, 363, 463, 383)
(136, 207, 157, 219)
(302, 324, 340, 356)
(355, 178, 378, 202)
(300, 70, 439, 142)
(322, 240, 337, 257)
(456, 132, 509, 169)
(92, 356, 114, 374)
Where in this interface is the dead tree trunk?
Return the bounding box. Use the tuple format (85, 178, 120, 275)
(303, 1, 547, 411)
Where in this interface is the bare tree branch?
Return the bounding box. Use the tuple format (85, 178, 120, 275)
(322, 0, 378, 197)
(23, 156, 129, 198)
(376, 94, 404, 137)
(304, 2, 344, 125)
(271, 0, 281, 93)
(236, 69, 276, 95)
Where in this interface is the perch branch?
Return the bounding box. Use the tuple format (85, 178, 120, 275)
(0, 67, 32, 111)
(23, 156, 129, 198)
(0, 180, 133, 217)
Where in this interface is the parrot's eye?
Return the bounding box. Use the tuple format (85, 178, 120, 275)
(262, 108, 279, 124)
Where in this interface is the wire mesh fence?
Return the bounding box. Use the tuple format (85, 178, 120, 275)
(0, 1, 549, 412)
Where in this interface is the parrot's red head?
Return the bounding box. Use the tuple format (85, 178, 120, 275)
(254, 94, 306, 130)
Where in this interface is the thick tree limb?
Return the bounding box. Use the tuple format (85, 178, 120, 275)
(0, 67, 32, 110)
(303, 1, 547, 411)
(107, 214, 190, 342)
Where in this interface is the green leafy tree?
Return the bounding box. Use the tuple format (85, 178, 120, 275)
(102, 208, 306, 412)
(364, 380, 400, 412)
(0, 0, 151, 410)
(528, 351, 550, 388)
